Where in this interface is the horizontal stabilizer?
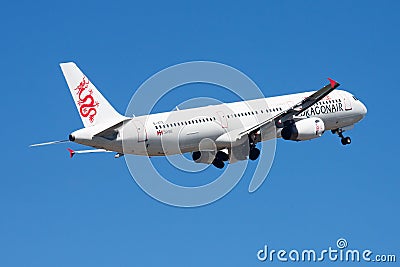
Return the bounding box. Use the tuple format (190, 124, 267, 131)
(67, 148, 113, 158)
(30, 140, 70, 147)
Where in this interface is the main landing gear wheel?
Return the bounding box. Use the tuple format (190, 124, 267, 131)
(249, 147, 261, 161)
(212, 150, 229, 168)
(332, 129, 352, 146)
(212, 159, 225, 169)
(248, 132, 261, 161)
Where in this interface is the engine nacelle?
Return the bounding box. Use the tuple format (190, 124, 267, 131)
(281, 117, 325, 141)
(192, 150, 229, 164)
(192, 151, 215, 164)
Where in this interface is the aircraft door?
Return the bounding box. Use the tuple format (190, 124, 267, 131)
(340, 93, 352, 111)
(217, 111, 228, 128)
(132, 120, 147, 142)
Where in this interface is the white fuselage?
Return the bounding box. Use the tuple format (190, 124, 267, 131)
(71, 89, 367, 156)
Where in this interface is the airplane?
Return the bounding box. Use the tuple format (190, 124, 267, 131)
(31, 62, 367, 169)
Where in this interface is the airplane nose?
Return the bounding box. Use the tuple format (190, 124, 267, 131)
(360, 102, 367, 117)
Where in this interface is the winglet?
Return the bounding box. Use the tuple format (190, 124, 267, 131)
(328, 78, 340, 89)
(67, 148, 75, 158)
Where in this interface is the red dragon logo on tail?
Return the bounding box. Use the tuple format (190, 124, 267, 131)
(74, 77, 99, 123)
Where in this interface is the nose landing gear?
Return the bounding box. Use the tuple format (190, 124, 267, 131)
(341, 136, 351, 145)
(332, 129, 351, 145)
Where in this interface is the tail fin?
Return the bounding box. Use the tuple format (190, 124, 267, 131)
(60, 62, 126, 127)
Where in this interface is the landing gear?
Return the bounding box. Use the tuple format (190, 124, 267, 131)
(332, 129, 351, 146)
(249, 147, 260, 161)
(212, 151, 229, 169)
(212, 158, 225, 169)
(216, 151, 229, 162)
(341, 136, 351, 145)
(248, 133, 261, 161)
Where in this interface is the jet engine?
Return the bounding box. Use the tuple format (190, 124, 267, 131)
(192, 150, 229, 164)
(192, 151, 215, 164)
(281, 117, 325, 141)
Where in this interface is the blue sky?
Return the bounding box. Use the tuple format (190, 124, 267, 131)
(1, 1, 399, 266)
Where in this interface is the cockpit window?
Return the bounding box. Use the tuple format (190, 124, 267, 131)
(352, 95, 358, 101)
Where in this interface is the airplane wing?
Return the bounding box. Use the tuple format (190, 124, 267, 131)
(237, 78, 340, 139)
